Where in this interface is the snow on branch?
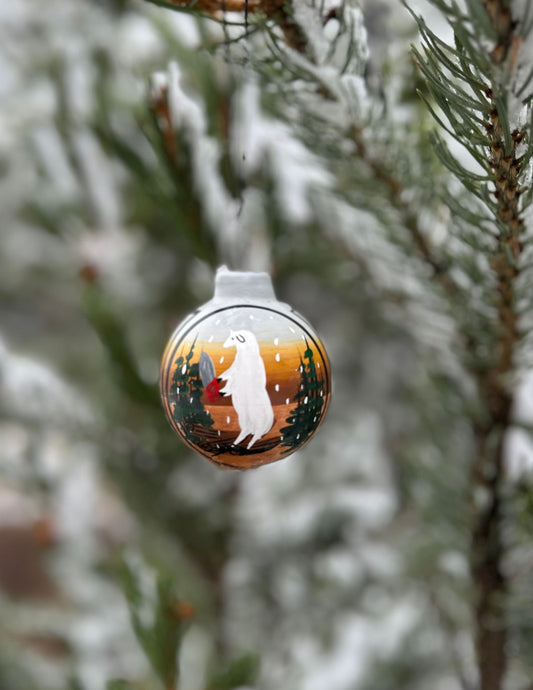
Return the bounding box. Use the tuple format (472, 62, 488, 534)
(151, 63, 241, 260)
(231, 80, 333, 224)
(0, 335, 94, 430)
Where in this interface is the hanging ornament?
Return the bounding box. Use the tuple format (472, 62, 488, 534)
(160, 267, 331, 470)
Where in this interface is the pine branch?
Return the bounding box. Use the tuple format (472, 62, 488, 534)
(469, 6, 527, 689)
(259, 25, 459, 301)
(411, 1, 530, 688)
(471, 47, 526, 690)
(143, 0, 271, 15)
(480, 0, 519, 65)
(81, 269, 161, 409)
(142, 0, 308, 53)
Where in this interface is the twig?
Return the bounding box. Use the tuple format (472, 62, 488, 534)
(142, 0, 309, 53)
(469, 3, 526, 690)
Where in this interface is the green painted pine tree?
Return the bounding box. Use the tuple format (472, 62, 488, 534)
(281, 344, 325, 450)
(170, 353, 190, 427)
(171, 339, 213, 440)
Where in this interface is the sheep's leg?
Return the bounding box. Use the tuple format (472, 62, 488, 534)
(247, 434, 261, 449)
(233, 429, 249, 446)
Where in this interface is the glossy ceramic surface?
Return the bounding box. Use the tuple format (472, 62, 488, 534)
(160, 270, 331, 469)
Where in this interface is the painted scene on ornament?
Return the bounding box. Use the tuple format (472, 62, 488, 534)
(160, 307, 330, 469)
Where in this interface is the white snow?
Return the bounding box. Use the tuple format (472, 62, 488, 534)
(123, 552, 157, 629)
(179, 625, 212, 690)
(232, 80, 333, 224)
(0, 335, 93, 428)
(160, 62, 243, 261)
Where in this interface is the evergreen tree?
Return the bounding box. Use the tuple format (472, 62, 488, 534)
(281, 344, 325, 449)
(169, 352, 189, 424)
(171, 339, 214, 440)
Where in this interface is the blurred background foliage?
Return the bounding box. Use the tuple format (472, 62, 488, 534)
(1, 0, 532, 689)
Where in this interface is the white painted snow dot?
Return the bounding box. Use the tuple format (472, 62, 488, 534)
(301, 334, 306, 340)
(299, 366, 303, 373)
(296, 433, 300, 440)
(285, 398, 290, 404)
(275, 384, 280, 392)
(280, 435, 284, 440)
(208, 335, 214, 342)
(313, 416, 317, 422)
(190, 397, 193, 404)
(218, 430, 221, 436)
(181, 364, 187, 375)
(216, 444, 220, 449)
(275, 353, 281, 362)
(177, 387, 180, 394)
(274, 337, 279, 345)
(300, 384, 304, 390)
(320, 390, 324, 396)
(226, 416, 230, 424)
(219, 356, 224, 363)
(304, 396, 308, 404)
(289, 327, 295, 333)
(317, 362, 320, 369)
(249, 314, 254, 320)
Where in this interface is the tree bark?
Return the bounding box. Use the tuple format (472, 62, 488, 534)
(471, 425, 508, 690)
(470, 4, 525, 688)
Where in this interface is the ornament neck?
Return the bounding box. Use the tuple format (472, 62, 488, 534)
(213, 266, 276, 301)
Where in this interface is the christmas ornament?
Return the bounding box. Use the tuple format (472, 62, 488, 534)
(160, 267, 331, 469)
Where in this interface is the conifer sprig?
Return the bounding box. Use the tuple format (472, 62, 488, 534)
(409, 2, 531, 689)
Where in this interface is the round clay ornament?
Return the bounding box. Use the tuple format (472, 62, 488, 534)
(160, 267, 331, 469)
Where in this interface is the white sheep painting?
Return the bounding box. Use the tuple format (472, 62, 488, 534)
(219, 330, 274, 449)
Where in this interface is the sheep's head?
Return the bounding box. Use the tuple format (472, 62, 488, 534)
(223, 330, 256, 348)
